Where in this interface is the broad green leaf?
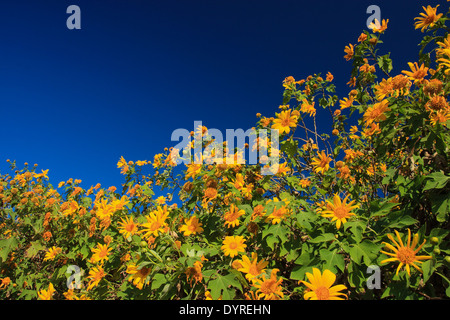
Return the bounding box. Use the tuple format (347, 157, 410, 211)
(349, 240, 380, 266)
(320, 248, 345, 273)
(308, 233, 336, 243)
(208, 273, 242, 300)
(0, 237, 18, 262)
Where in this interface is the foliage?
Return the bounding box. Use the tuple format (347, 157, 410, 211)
(1, 5, 450, 300)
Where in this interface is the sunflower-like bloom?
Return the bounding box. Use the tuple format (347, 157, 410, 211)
(414, 5, 443, 32)
(140, 206, 169, 238)
(89, 243, 113, 264)
(300, 268, 348, 300)
(369, 18, 389, 33)
(343, 43, 354, 61)
(117, 216, 138, 239)
(321, 194, 359, 229)
(300, 99, 316, 117)
(86, 266, 106, 290)
(179, 215, 204, 236)
(252, 269, 284, 300)
(223, 204, 245, 228)
(43, 246, 62, 261)
(126, 264, 152, 289)
(234, 252, 269, 280)
(185, 260, 203, 286)
(221, 236, 247, 258)
(271, 109, 298, 135)
(311, 151, 332, 174)
(37, 283, 55, 300)
(380, 228, 432, 276)
(402, 62, 428, 84)
(363, 99, 390, 125)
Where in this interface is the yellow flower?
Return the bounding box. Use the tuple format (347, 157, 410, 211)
(117, 216, 138, 239)
(282, 76, 296, 89)
(0, 277, 11, 290)
(135, 160, 148, 166)
(33, 169, 49, 180)
(37, 283, 55, 300)
(185, 163, 202, 180)
(363, 99, 390, 125)
(414, 5, 443, 32)
(271, 109, 298, 135)
(203, 187, 218, 201)
(140, 206, 169, 238)
(265, 203, 289, 225)
(43, 246, 62, 261)
(368, 18, 389, 33)
(300, 268, 347, 300)
(339, 96, 354, 110)
(185, 260, 203, 286)
(117, 156, 129, 174)
(326, 72, 334, 82)
(111, 195, 129, 212)
(223, 204, 245, 228)
(252, 269, 284, 300)
(86, 265, 106, 290)
(221, 236, 247, 258)
(321, 194, 359, 229)
(155, 196, 166, 205)
(179, 215, 204, 236)
(234, 252, 269, 280)
(430, 110, 450, 126)
(300, 99, 316, 117)
(343, 43, 354, 61)
(311, 151, 332, 174)
(89, 243, 112, 264)
(402, 62, 428, 84)
(299, 178, 311, 188)
(380, 228, 432, 276)
(126, 264, 152, 289)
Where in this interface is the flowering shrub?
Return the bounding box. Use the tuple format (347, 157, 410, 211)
(1, 5, 450, 300)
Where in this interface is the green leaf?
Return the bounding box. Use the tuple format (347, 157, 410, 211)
(208, 273, 242, 300)
(320, 248, 345, 273)
(377, 54, 393, 74)
(349, 240, 380, 266)
(0, 237, 18, 262)
(423, 171, 450, 191)
(262, 223, 288, 244)
(25, 241, 45, 258)
(308, 233, 336, 243)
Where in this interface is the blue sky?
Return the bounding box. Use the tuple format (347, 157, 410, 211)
(0, 0, 438, 190)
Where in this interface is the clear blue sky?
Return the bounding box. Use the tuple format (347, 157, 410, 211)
(0, 0, 436, 190)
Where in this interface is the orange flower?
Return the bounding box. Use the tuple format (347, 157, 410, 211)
(311, 151, 332, 174)
(343, 43, 354, 61)
(223, 204, 245, 228)
(369, 19, 389, 33)
(402, 62, 428, 84)
(271, 109, 298, 134)
(414, 5, 443, 32)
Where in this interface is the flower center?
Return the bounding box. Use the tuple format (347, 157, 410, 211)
(229, 242, 238, 250)
(315, 286, 330, 300)
(125, 223, 135, 232)
(150, 222, 161, 231)
(396, 247, 416, 264)
(281, 117, 291, 127)
(334, 207, 348, 219)
(260, 280, 276, 294)
(248, 264, 259, 276)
